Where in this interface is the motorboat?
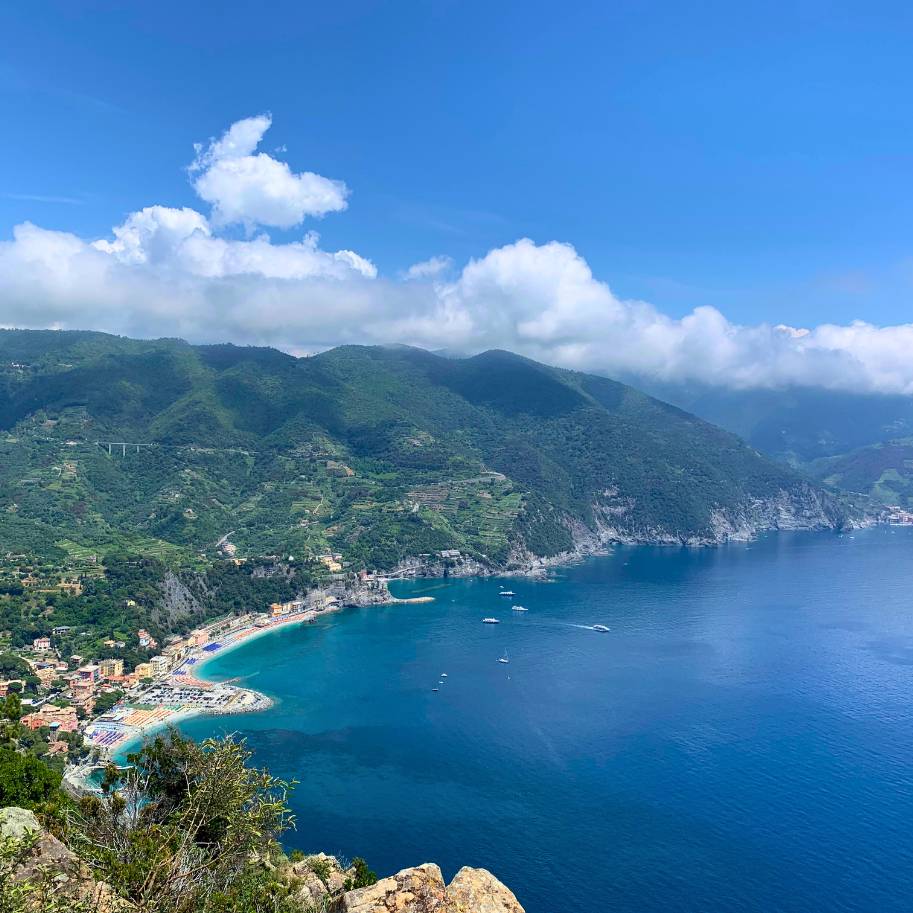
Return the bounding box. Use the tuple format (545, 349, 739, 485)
(482, 617, 500, 624)
(592, 624, 610, 632)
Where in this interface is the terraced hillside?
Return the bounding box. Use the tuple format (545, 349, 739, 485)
(0, 330, 855, 570)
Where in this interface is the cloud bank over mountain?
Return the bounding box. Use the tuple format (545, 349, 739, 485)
(2, 114, 913, 395)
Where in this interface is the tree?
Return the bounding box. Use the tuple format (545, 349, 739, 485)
(70, 730, 296, 913)
(2, 694, 20, 723)
(0, 745, 61, 807)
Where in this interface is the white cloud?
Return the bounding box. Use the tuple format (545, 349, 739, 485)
(189, 114, 349, 229)
(402, 255, 453, 281)
(3, 115, 913, 397)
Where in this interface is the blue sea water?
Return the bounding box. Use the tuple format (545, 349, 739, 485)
(176, 527, 913, 913)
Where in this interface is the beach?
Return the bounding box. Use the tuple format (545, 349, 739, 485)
(77, 585, 437, 773)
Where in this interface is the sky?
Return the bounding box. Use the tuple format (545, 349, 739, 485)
(2, 0, 913, 393)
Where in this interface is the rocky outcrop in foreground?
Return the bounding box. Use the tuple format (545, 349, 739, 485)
(1, 808, 524, 913)
(0, 807, 131, 911)
(338, 862, 524, 913)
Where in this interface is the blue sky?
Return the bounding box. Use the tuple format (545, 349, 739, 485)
(2, 1, 913, 392)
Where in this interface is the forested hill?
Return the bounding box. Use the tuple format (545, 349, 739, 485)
(0, 329, 855, 569)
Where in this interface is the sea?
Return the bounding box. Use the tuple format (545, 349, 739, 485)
(171, 526, 913, 913)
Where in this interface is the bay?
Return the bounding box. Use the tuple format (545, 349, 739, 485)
(176, 527, 913, 913)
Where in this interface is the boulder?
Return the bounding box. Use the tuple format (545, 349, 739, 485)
(0, 805, 132, 912)
(0, 807, 42, 840)
(338, 863, 452, 913)
(447, 867, 524, 913)
(287, 853, 349, 904)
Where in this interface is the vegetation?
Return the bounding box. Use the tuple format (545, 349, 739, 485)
(0, 330, 853, 576)
(810, 437, 913, 508)
(0, 730, 375, 912)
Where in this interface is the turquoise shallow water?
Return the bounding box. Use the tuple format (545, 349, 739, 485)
(175, 527, 913, 913)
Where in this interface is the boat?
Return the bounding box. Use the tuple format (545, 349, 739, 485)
(482, 617, 500, 624)
(432, 687, 439, 691)
(499, 590, 516, 597)
(512, 605, 528, 612)
(592, 624, 610, 632)
(497, 650, 510, 664)
(441, 673, 448, 677)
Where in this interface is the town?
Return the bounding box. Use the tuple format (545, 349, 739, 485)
(0, 550, 409, 792)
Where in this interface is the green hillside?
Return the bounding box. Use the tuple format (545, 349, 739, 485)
(810, 438, 913, 508)
(0, 329, 853, 570)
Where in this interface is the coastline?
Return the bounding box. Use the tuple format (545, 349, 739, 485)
(74, 584, 436, 786)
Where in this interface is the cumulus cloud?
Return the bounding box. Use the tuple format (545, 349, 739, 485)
(3, 115, 913, 396)
(189, 114, 349, 229)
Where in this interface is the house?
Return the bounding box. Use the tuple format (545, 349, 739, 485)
(77, 664, 100, 683)
(137, 629, 157, 649)
(149, 656, 171, 676)
(0, 680, 23, 697)
(52, 626, 72, 636)
(134, 662, 154, 679)
(32, 636, 51, 652)
(22, 705, 78, 733)
(35, 667, 57, 688)
(98, 658, 124, 679)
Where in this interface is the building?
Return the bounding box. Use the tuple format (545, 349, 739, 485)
(162, 643, 187, 662)
(77, 664, 100, 683)
(137, 629, 157, 649)
(134, 662, 154, 679)
(0, 680, 23, 697)
(52, 626, 72, 636)
(22, 705, 78, 733)
(34, 667, 57, 688)
(149, 655, 171, 676)
(32, 636, 51, 652)
(98, 658, 124, 679)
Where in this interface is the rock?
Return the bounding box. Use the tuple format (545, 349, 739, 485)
(0, 806, 132, 912)
(285, 853, 349, 905)
(0, 806, 41, 840)
(447, 867, 524, 913)
(338, 863, 452, 913)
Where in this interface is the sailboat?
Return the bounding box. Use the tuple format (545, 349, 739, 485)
(497, 649, 510, 664)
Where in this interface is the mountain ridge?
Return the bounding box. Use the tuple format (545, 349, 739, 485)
(0, 329, 861, 571)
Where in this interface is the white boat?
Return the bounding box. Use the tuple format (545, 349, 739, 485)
(497, 650, 510, 664)
(512, 605, 528, 612)
(592, 624, 610, 632)
(499, 590, 516, 597)
(432, 687, 439, 692)
(441, 673, 448, 677)
(482, 617, 500, 624)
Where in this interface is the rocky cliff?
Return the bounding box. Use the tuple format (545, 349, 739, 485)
(0, 808, 524, 913)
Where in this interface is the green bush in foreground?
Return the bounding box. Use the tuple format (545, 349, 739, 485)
(71, 730, 297, 913)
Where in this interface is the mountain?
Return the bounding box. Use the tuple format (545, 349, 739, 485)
(626, 378, 913, 508)
(630, 380, 913, 465)
(0, 329, 856, 570)
(807, 438, 913, 509)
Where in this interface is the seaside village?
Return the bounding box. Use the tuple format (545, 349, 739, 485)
(0, 557, 394, 790)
